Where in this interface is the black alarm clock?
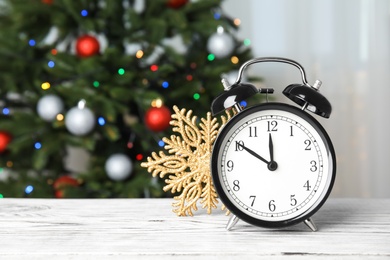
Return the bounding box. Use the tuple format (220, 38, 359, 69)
(210, 57, 336, 231)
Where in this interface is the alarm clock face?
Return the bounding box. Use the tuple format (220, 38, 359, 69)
(211, 103, 336, 227)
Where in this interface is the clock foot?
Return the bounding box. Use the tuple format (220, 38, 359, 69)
(304, 218, 318, 232)
(226, 214, 239, 231)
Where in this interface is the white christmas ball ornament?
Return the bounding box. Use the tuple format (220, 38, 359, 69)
(37, 94, 64, 121)
(105, 153, 133, 181)
(65, 105, 95, 136)
(207, 30, 235, 59)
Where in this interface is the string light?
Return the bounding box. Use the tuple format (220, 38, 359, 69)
(193, 93, 200, 100)
(118, 68, 125, 75)
(0, 194, 3, 198)
(158, 140, 165, 147)
(162, 81, 169, 88)
(234, 18, 241, 26)
(136, 154, 143, 161)
(243, 39, 251, 46)
(240, 100, 247, 107)
(151, 98, 163, 108)
(56, 114, 64, 121)
(41, 82, 51, 90)
(207, 54, 215, 61)
(48, 61, 55, 68)
(28, 39, 36, 46)
(81, 10, 88, 17)
(214, 13, 221, 20)
(186, 75, 193, 81)
(142, 79, 149, 85)
(231, 56, 239, 64)
(24, 185, 34, 194)
(98, 117, 106, 126)
(2, 108, 10, 115)
(34, 142, 42, 150)
(136, 50, 144, 59)
(6, 161, 13, 167)
(51, 49, 57, 55)
(93, 81, 100, 87)
(150, 64, 158, 72)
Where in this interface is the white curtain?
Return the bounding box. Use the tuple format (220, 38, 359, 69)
(224, 0, 390, 197)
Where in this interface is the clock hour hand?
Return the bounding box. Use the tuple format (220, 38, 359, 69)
(236, 142, 269, 165)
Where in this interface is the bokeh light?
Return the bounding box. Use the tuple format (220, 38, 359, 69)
(207, 54, 215, 61)
(25, 185, 34, 194)
(56, 114, 64, 121)
(81, 10, 88, 16)
(243, 39, 251, 46)
(28, 39, 36, 46)
(136, 50, 144, 59)
(41, 82, 51, 90)
(2, 108, 10, 115)
(158, 140, 165, 147)
(48, 61, 55, 68)
(34, 142, 42, 150)
(162, 81, 169, 88)
(98, 117, 106, 126)
(118, 68, 125, 75)
(231, 56, 239, 64)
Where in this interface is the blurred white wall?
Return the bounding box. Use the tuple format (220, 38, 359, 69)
(223, 0, 390, 198)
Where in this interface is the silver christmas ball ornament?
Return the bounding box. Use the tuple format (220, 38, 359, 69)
(37, 94, 64, 121)
(207, 29, 235, 59)
(105, 153, 133, 181)
(65, 104, 95, 136)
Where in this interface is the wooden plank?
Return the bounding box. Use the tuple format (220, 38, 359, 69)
(0, 198, 389, 259)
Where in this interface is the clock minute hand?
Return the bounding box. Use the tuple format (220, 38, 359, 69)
(268, 133, 278, 171)
(237, 142, 269, 165)
(269, 133, 274, 162)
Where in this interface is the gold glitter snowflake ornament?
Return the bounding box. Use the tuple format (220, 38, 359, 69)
(141, 106, 234, 216)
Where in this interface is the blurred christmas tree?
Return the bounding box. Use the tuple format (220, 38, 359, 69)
(0, 0, 258, 198)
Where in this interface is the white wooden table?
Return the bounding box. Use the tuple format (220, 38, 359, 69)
(0, 198, 389, 259)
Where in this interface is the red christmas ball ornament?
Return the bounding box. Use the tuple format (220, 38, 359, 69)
(0, 131, 12, 153)
(167, 0, 188, 9)
(53, 175, 79, 198)
(75, 35, 100, 58)
(145, 105, 171, 132)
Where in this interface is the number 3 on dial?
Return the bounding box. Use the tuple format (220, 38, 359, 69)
(211, 103, 336, 229)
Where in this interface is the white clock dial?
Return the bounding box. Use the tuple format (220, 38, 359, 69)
(212, 103, 335, 227)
